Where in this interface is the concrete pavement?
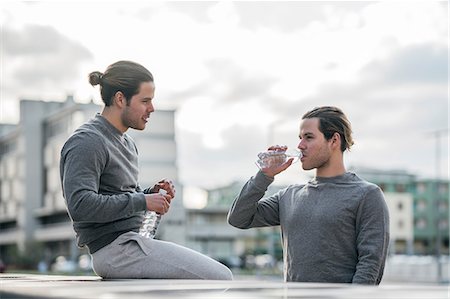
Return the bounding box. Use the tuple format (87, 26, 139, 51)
(0, 273, 449, 299)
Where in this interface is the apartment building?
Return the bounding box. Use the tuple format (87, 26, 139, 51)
(413, 179, 449, 255)
(186, 181, 287, 266)
(355, 167, 449, 255)
(186, 167, 449, 264)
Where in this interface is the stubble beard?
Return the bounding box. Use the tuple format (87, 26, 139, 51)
(302, 151, 331, 171)
(121, 108, 145, 131)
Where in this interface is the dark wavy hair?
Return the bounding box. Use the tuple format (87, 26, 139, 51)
(88, 60, 153, 106)
(302, 106, 354, 152)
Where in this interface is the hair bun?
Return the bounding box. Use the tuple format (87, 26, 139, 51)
(88, 71, 103, 86)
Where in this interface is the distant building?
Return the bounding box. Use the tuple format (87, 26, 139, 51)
(186, 168, 449, 265)
(413, 179, 449, 255)
(384, 192, 414, 254)
(354, 167, 449, 255)
(0, 96, 184, 267)
(185, 181, 254, 263)
(186, 181, 287, 266)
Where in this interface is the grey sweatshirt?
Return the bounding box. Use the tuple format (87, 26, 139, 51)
(60, 114, 147, 253)
(227, 171, 390, 284)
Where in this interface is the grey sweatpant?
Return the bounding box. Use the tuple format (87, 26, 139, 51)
(91, 232, 233, 280)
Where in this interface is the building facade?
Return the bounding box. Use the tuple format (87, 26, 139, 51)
(354, 168, 449, 255)
(186, 168, 449, 268)
(413, 179, 449, 255)
(0, 96, 184, 268)
(185, 181, 287, 268)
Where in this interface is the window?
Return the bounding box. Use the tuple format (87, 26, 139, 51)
(439, 219, 448, 230)
(438, 201, 448, 212)
(42, 167, 48, 207)
(416, 182, 426, 193)
(438, 183, 449, 194)
(0, 140, 17, 158)
(416, 200, 426, 212)
(395, 184, 406, 192)
(415, 218, 427, 229)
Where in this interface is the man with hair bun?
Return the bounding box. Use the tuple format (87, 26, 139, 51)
(228, 106, 389, 284)
(60, 60, 232, 280)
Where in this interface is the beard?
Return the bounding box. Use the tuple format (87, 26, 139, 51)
(301, 149, 332, 171)
(121, 107, 146, 131)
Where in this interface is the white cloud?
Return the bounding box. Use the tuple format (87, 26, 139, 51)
(1, 1, 448, 187)
(176, 96, 274, 149)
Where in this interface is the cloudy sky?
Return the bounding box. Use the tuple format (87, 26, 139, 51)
(1, 1, 448, 190)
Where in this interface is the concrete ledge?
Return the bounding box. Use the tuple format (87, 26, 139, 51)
(0, 273, 448, 299)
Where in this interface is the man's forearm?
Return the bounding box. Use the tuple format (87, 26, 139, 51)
(227, 171, 274, 228)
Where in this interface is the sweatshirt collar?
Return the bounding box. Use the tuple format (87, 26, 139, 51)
(310, 172, 356, 185)
(94, 113, 124, 137)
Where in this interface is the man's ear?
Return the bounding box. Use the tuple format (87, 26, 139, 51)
(331, 132, 341, 149)
(113, 91, 126, 108)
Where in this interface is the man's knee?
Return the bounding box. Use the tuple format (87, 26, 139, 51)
(209, 264, 233, 280)
(220, 267, 233, 280)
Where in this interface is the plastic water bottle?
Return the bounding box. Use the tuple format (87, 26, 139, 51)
(139, 190, 165, 238)
(256, 146, 302, 169)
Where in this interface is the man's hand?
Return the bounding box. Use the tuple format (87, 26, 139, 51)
(260, 145, 293, 178)
(145, 192, 172, 215)
(148, 179, 176, 199)
(261, 159, 293, 178)
(145, 179, 175, 214)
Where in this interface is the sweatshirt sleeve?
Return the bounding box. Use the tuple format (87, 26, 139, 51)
(227, 171, 282, 229)
(60, 133, 147, 223)
(353, 185, 390, 285)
